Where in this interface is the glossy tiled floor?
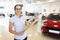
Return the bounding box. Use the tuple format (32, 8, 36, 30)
(0, 24, 60, 40)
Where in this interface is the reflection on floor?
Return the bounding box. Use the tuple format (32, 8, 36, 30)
(0, 24, 60, 40)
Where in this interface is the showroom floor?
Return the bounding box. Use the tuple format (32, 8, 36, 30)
(0, 24, 60, 40)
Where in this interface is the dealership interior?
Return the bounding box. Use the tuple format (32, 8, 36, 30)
(0, 0, 60, 40)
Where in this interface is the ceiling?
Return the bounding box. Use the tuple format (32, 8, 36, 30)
(15, 0, 60, 3)
(0, 0, 60, 2)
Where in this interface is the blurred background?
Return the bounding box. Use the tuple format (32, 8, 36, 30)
(0, 0, 60, 40)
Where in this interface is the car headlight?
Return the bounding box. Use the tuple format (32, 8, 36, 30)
(54, 25, 58, 27)
(53, 21, 57, 23)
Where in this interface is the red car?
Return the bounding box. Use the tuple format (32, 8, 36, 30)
(41, 13, 60, 37)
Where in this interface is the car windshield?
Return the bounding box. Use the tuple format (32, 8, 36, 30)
(47, 14, 60, 20)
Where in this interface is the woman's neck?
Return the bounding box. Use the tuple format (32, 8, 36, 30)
(16, 15, 22, 18)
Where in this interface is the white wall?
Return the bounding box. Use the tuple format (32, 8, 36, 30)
(41, 1, 60, 16)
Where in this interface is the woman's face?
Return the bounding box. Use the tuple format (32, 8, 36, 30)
(15, 6, 22, 16)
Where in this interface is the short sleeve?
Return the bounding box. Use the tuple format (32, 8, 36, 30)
(9, 18, 14, 24)
(23, 15, 26, 22)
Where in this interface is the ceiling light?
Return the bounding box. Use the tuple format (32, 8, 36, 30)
(36, 1, 44, 4)
(47, 0, 55, 2)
